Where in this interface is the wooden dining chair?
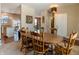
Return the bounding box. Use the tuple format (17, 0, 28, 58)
(32, 32, 49, 55)
(54, 32, 78, 55)
(20, 31, 33, 54)
(20, 31, 28, 54)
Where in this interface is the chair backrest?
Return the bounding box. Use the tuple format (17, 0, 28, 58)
(68, 32, 78, 48)
(66, 32, 78, 54)
(32, 32, 45, 54)
(20, 31, 27, 45)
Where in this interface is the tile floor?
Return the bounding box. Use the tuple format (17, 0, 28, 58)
(0, 41, 23, 55)
(0, 41, 79, 55)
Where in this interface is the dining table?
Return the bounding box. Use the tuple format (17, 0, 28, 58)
(20, 31, 65, 54)
(26, 31, 64, 45)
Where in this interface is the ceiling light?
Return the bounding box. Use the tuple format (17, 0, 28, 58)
(49, 4, 59, 8)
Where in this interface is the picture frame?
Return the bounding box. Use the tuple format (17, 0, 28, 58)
(26, 15, 33, 23)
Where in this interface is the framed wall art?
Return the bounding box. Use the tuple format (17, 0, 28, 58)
(26, 15, 33, 24)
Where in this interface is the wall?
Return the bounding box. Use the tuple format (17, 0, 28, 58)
(0, 4, 1, 39)
(57, 4, 79, 36)
(41, 4, 79, 37)
(21, 4, 35, 31)
(74, 4, 79, 37)
(41, 10, 51, 33)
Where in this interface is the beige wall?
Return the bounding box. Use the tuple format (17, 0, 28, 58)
(0, 4, 1, 39)
(41, 4, 79, 37)
(57, 4, 79, 36)
(41, 10, 51, 33)
(21, 4, 35, 31)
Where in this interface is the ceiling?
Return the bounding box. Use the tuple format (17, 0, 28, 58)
(24, 3, 79, 15)
(1, 3, 78, 15)
(1, 3, 52, 15)
(1, 3, 21, 14)
(23, 3, 52, 15)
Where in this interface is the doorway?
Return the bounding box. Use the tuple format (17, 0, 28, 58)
(34, 17, 41, 32)
(0, 4, 21, 44)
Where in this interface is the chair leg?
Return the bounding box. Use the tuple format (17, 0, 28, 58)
(33, 51, 36, 55)
(24, 48, 26, 55)
(20, 45, 23, 51)
(22, 47, 28, 55)
(51, 44, 54, 54)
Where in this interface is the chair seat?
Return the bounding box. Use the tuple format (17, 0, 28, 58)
(55, 44, 66, 54)
(57, 42, 66, 48)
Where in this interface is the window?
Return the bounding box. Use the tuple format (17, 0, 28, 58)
(2, 16, 9, 24)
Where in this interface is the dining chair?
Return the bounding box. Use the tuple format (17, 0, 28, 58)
(20, 31, 28, 54)
(32, 32, 49, 55)
(54, 32, 78, 55)
(20, 31, 33, 54)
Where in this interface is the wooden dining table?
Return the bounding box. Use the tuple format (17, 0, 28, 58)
(26, 32, 64, 45)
